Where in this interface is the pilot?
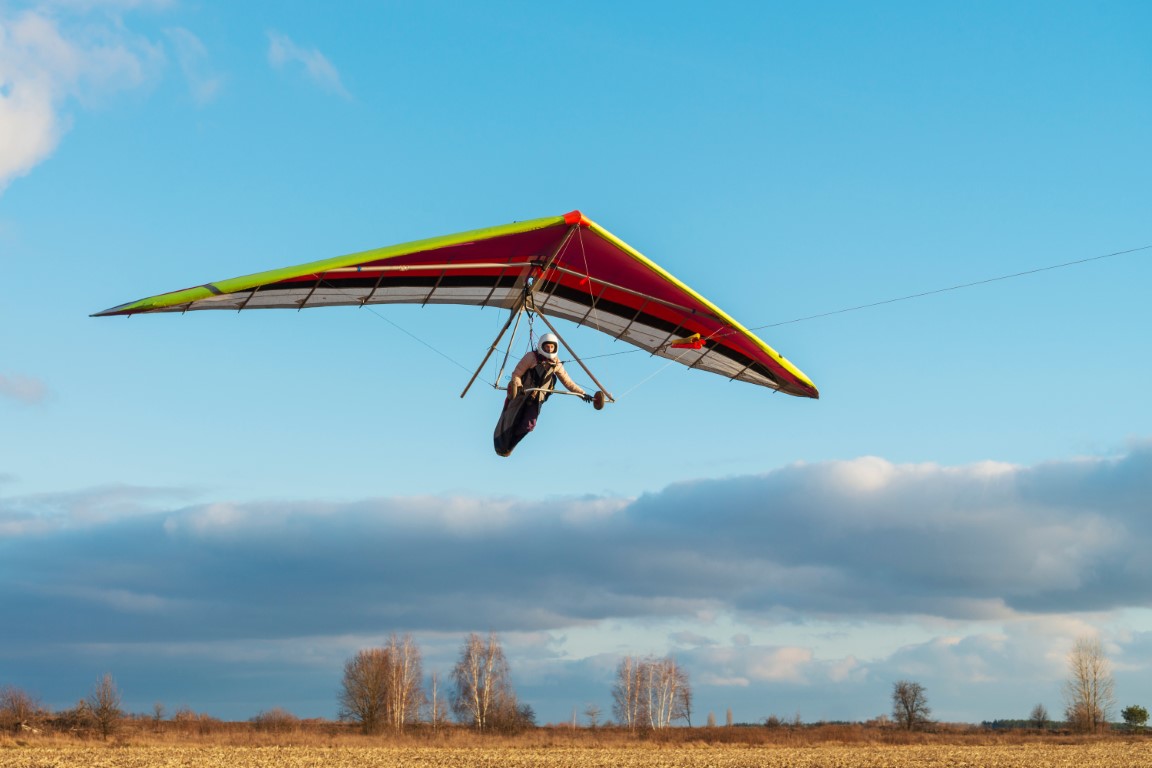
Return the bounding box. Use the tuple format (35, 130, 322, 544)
(494, 333, 593, 456)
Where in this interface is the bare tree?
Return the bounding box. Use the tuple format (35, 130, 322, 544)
(583, 703, 601, 729)
(611, 655, 692, 730)
(678, 663, 693, 727)
(645, 656, 690, 728)
(384, 634, 425, 731)
(611, 656, 647, 732)
(427, 671, 450, 732)
(151, 702, 166, 732)
(339, 636, 426, 734)
(87, 673, 123, 740)
(1030, 703, 1049, 730)
(891, 680, 931, 731)
(451, 632, 516, 731)
(1063, 635, 1115, 733)
(726, 707, 734, 727)
(339, 648, 391, 734)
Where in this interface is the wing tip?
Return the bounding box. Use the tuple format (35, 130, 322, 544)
(91, 305, 133, 318)
(783, 382, 820, 399)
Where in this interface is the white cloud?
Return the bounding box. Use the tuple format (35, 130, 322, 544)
(0, 372, 48, 404)
(826, 656, 862, 683)
(165, 26, 221, 104)
(0, 3, 163, 191)
(0, 12, 73, 189)
(669, 630, 718, 648)
(266, 30, 349, 98)
(696, 645, 815, 685)
(44, 1, 174, 10)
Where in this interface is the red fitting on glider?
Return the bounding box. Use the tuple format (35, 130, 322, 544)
(563, 210, 591, 226)
(670, 333, 705, 350)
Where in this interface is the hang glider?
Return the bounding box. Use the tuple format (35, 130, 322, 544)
(93, 211, 819, 399)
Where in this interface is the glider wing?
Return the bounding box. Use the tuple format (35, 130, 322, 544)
(94, 211, 819, 398)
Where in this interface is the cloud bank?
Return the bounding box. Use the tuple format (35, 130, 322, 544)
(3, 444, 1150, 720)
(3, 445, 1150, 641)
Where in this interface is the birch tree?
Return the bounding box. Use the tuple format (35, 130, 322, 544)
(340, 636, 426, 733)
(646, 656, 690, 728)
(612, 655, 691, 730)
(384, 634, 425, 731)
(1064, 636, 1115, 733)
(427, 671, 450, 732)
(611, 655, 647, 731)
(451, 632, 515, 731)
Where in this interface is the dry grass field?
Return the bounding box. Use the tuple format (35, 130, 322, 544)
(3, 730, 1152, 768)
(3, 742, 1152, 768)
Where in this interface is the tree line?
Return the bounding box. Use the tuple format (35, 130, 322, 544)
(890, 636, 1149, 733)
(3, 632, 1148, 737)
(339, 633, 693, 734)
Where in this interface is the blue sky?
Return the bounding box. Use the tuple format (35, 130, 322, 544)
(2, 0, 1151, 725)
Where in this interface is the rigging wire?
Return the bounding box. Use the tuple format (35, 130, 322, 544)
(576, 226, 603, 334)
(747, 243, 1152, 332)
(577, 242, 1152, 364)
(358, 303, 474, 374)
(316, 277, 474, 374)
(612, 343, 705, 400)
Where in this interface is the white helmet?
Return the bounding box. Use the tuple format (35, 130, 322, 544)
(537, 333, 560, 361)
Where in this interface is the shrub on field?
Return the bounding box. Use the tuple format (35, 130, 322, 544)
(0, 685, 47, 734)
(489, 703, 536, 735)
(172, 706, 223, 735)
(1122, 704, 1149, 732)
(251, 707, 301, 733)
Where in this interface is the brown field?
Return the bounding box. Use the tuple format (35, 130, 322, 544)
(3, 742, 1152, 768)
(3, 729, 1151, 768)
